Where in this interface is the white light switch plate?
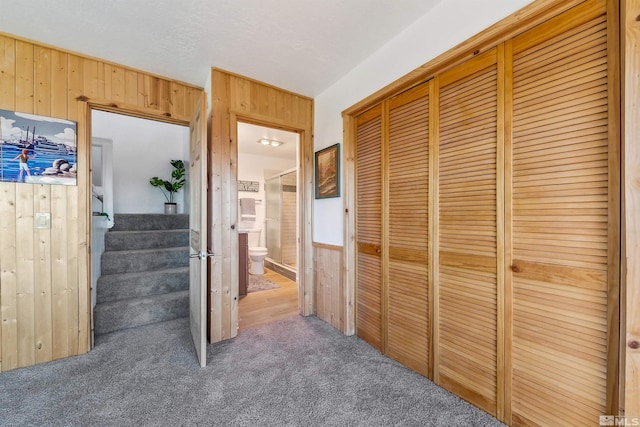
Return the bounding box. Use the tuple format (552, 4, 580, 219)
(35, 212, 51, 229)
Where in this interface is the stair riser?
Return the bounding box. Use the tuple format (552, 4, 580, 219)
(101, 249, 189, 274)
(111, 214, 189, 231)
(94, 292, 189, 335)
(105, 230, 189, 251)
(97, 268, 189, 303)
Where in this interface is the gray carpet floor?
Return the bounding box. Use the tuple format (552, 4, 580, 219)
(0, 315, 505, 427)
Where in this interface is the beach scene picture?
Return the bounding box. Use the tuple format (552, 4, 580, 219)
(0, 109, 77, 186)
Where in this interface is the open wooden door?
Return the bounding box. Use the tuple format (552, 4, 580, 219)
(189, 92, 208, 367)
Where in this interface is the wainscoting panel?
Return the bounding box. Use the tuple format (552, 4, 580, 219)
(314, 243, 344, 332)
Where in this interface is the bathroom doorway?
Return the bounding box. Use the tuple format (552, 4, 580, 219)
(237, 122, 299, 330)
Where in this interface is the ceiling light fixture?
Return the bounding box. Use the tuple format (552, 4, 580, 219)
(257, 138, 283, 147)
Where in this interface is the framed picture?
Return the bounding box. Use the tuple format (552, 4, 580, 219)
(0, 109, 77, 186)
(315, 143, 340, 199)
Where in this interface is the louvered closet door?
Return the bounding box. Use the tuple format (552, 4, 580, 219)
(356, 106, 383, 351)
(437, 49, 500, 416)
(386, 83, 430, 377)
(508, 1, 616, 425)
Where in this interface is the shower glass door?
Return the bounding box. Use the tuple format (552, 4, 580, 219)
(265, 175, 281, 262)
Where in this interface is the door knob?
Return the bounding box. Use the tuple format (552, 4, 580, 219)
(511, 264, 521, 273)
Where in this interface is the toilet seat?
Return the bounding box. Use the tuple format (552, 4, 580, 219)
(249, 246, 268, 255)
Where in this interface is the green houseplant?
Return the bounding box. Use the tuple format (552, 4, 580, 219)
(150, 159, 186, 214)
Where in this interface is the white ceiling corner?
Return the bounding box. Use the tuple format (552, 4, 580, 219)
(0, 0, 441, 96)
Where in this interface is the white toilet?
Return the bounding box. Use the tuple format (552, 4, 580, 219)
(245, 229, 268, 275)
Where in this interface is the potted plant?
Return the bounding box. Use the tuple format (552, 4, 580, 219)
(149, 159, 186, 214)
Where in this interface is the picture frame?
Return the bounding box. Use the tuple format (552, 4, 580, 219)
(315, 143, 340, 199)
(0, 109, 77, 186)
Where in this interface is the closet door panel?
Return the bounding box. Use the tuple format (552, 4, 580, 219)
(437, 50, 499, 415)
(386, 83, 430, 377)
(355, 107, 383, 351)
(509, 2, 612, 425)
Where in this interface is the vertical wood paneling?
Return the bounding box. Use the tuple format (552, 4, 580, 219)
(50, 50, 67, 117)
(623, 0, 640, 417)
(0, 185, 18, 371)
(0, 33, 203, 372)
(208, 70, 228, 343)
(15, 41, 33, 114)
(209, 69, 314, 343)
(50, 185, 68, 359)
(0, 36, 16, 109)
(34, 47, 51, 117)
(124, 70, 138, 106)
(510, 5, 612, 425)
(355, 106, 383, 351)
(34, 184, 52, 363)
(16, 185, 35, 368)
(314, 243, 344, 332)
(437, 51, 499, 416)
(386, 83, 430, 377)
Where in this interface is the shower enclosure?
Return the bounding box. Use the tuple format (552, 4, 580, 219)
(265, 168, 297, 272)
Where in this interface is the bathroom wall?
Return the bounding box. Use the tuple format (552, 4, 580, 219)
(237, 152, 295, 247)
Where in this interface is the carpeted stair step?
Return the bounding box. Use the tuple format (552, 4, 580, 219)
(101, 246, 189, 275)
(97, 267, 189, 304)
(110, 213, 189, 232)
(105, 229, 189, 251)
(94, 290, 189, 335)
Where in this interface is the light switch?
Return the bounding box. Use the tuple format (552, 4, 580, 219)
(35, 212, 51, 229)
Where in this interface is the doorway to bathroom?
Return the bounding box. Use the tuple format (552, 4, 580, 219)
(236, 122, 299, 330)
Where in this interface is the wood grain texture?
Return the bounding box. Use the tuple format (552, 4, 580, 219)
(238, 269, 298, 330)
(510, 4, 613, 424)
(345, 0, 623, 425)
(355, 106, 383, 351)
(386, 83, 430, 377)
(437, 51, 499, 416)
(0, 33, 203, 372)
(622, 0, 640, 417)
(208, 68, 314, 344)
(314, 243, 344, 332)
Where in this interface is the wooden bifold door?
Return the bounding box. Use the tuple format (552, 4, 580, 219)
(353, 0, 619, 425)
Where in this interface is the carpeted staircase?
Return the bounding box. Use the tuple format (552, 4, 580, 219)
(94, 214, 190, 335)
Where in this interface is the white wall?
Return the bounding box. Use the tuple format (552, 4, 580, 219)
(313, 0, 535, 246)
(92, 110, 190, 214)
(237, 152, 296, 247)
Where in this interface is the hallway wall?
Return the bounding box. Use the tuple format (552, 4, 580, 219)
(0, 33, 202, 372)
(92, 111, 190, 214)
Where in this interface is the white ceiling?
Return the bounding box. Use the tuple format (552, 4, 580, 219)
(0, 0, 441, 97)
(237, 122, 298, 160)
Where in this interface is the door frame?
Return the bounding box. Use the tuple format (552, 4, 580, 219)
(207, 69, 315, 344)
(231, 112, 311, 315)
(237, 121, 301, 275)
(82, 99, 193, 345)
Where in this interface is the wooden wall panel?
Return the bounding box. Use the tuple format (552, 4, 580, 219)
(509, 6, 613, 425)
(623, 0, 640, 418)
(386, 83, 430, 377)
(437, 51, 499, 416)
(208, 69, 314, 344)
(314, 243, 344, 332)
(355, 106, 383, 351)
(0, 32, 203, 372)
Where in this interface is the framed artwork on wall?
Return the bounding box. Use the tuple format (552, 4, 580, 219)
(0, 109, 77, 186)
(315, 143, 340, 199)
